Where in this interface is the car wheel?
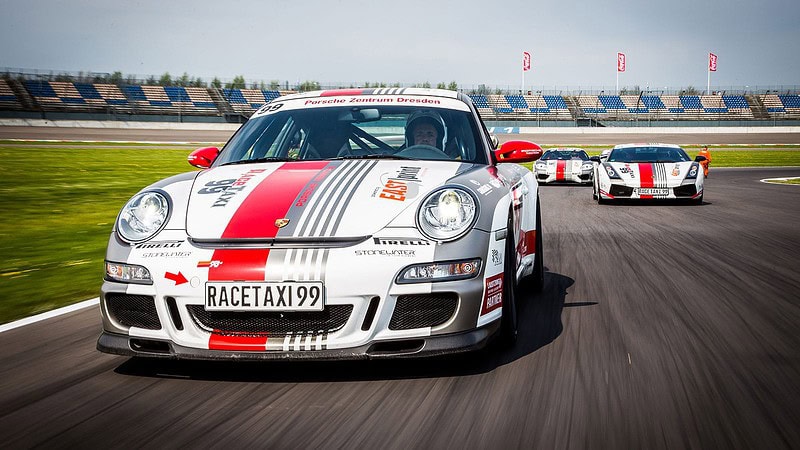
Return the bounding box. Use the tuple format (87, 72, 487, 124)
(499, 215, 519, 347)
(694, 192, 704, 205)
(528, 201, 544, 293)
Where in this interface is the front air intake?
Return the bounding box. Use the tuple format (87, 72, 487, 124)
(389, 293, 458, 330)
(105, 294, 161, 330)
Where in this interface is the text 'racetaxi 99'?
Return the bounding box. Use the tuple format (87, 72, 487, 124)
(98, 88, 545, 360)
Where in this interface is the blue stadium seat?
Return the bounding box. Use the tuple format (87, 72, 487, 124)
(74, 83, 102, 99)
(680, 96, 702, 109)
(641, 96, 665, 109)
(223, 89, 248, 104)
(598, 95, 625, 110)
(24, 80, 57, 97)
(543, 96, 567, 109)
(164, 86, 190, 103)
(505, 95, 528, 109)
(468, 95, 490, 108)
(123, 86, 147, 101)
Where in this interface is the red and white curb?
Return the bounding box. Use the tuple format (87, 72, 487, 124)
(0, 297, 99, 334)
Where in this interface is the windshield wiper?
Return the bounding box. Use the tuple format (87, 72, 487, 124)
(331, 154, 410, 160)
(221, 157, 296, 166)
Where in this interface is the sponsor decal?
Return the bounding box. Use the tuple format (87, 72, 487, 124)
(477, 184, 493, 195)
(302, 96, 441, 106)
(376, 166, 423, 201)
(354, 249, 416, 257)
(491, 249, 502, 266)
(165, 271, 188, 285)
(141, 251, 192, 258)
(134, 240, 183, 249)
(197, 179, 236, 195)
(197, 260, 223, 268)
(671, 164, 680, 177)
(481, 273, 503, 314)
(489, 179, 503, 189)
(211, 168, 267, 208)
(373, 237, 431, 246)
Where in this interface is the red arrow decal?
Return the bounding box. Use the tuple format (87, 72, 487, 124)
(165, 271, 188, 285)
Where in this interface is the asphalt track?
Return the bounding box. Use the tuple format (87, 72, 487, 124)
(1, 152, 799, 447)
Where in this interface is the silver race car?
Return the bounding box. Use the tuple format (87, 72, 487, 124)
(533, 148, 593, 185)
(592, 143, 706, 204)
(98, 88, 545, 360)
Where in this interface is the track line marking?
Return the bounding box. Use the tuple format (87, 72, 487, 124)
(0, 297, 99, 334)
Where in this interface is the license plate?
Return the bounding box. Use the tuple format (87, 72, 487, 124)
(637, 188, 669, 196)
(205, 281, 324, 311)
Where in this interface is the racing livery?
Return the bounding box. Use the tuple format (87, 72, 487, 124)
(592, 143, 705, 204)
(534, 148, 593, 184)
(98, 88, 545, 360)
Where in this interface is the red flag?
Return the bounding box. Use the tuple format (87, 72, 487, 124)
(617, 52, 626, 72)
(708, 53, 718, 72)
(523, 52, 531, 71)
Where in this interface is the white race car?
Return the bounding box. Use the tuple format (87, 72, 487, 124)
(592, 143, 706, 204)
(533, 148, 593, 184)
(98, 88, 546, 360)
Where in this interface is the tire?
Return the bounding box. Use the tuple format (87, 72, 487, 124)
(694, 192, 704, 205)
(499, 214, 519, 347)
(528, 202, 544, 293)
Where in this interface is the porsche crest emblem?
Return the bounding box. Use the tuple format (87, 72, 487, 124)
(275, 218, 290, 228)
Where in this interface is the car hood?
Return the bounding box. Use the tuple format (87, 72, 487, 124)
(185, 160, 466, 240)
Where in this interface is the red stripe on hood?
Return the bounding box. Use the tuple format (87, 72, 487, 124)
(638, 163, 654, 199)
(208, 161, 328, 282)
(556, 160, 566, 181)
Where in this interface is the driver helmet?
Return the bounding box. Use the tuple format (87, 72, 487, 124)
(405, 110, 446, 150)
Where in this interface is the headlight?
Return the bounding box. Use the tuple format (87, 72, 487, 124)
(105, 261, 152, 284)
(685, 162, 699, 180)
(581, 163, 594, 171)
(534, 162, 547, 171)
(116, 191, 170, 243)
(397, 259, 481, 284)
(603, 163, 621, 179)
(417, 187, 477, 242)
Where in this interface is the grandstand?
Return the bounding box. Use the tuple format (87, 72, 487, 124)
(1, 75, 798, 123)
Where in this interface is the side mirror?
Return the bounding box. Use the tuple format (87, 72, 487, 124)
(589, 156, 601, 163)
(694, 155, 707, 162)
(188, 147, 220, 169)
(494, 140, 543, 163)
(489, 134, 499, 150)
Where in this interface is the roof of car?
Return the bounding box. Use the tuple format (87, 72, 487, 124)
(277, 87, 461, 102)
(612, 143, 682, 149)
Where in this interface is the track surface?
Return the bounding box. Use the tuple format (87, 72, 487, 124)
(1, 164, 799, 448)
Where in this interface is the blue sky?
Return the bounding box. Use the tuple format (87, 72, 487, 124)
(1, 0, 797, 90)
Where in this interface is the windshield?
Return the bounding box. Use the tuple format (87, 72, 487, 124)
(214, 104, 488, 166)
(608, 146, 690, 163)
(541, 150, 589, 161)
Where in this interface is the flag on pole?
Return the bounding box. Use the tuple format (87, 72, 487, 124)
(708, 53, 718, 72)
(617, 53, 626, 72)
(523, 52, 531, 71)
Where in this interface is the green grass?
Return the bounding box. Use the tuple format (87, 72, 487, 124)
(0, 144, 193, 323)
(1, 141, 800, 324)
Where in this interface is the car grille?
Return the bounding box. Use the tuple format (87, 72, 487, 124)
(610, 185, 634, 197)
(105, 294, 161, 330)
(673, 184, 697, 197)
(186, 305, 353, 336)
(389, 293, 458, 330)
